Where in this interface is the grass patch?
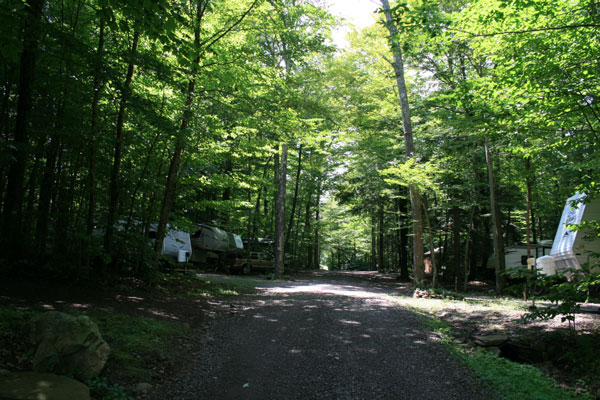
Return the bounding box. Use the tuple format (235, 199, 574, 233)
(156, 272, 263, 297)
(0, 307, 40, 332)
(80, 311, 191, 381)
(463, 351, 588, 400)
(0, 305, 190, 384)
(395, 297, 591, 400)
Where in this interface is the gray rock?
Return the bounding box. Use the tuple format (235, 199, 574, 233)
(0, 371, 90, 400)
(136, 382, 153, 393)
(485, 346, 502, 357)
(473, 334, 509, 347)
(29, 311, 110, 380)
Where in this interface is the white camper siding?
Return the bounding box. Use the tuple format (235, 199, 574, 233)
(162, 229, 192, 262)
(578, 198, 600, 272)
(550, 193, 600, 273)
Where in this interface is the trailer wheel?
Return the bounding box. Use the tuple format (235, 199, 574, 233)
(242, 264, 251, 275)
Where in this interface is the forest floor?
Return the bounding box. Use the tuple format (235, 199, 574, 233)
(1, 270, 599, 399)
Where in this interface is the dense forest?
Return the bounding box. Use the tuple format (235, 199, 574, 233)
(0, 0, 598, 290)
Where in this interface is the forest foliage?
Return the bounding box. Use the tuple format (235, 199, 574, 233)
(0, 0, 598, 288)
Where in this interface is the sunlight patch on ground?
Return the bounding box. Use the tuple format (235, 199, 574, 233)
(262, 283, 385, 299)
(339, 319, 361, 325)
(142, 308, 180, 320)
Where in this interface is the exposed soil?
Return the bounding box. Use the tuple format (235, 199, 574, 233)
(1, 271, 599, 399)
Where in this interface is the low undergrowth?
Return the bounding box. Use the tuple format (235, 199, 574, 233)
(397, 296, 595, 400)
(156, 272, 262, 297)
(0, 271, 263, 399)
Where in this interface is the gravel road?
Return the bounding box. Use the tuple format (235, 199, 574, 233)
(152, 272, 492, 400)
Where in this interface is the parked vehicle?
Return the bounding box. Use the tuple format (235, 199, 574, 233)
(230, 252, 275, 274)
(147, 224, 192, 263)
(537, 193, 600, 275)
(189, 224, 244, 268)
(487, 242, 552, 273)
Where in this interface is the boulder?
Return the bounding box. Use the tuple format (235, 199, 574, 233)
(29, 311, 110, 380)
(472, 334, 509, 347)
(0, 371, 90, 400)
(136, 382, 153, 394)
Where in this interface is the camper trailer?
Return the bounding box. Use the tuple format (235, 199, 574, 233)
(488, 243, 552, 272)
(538, 193, 600, 275)
(189, 224, 244, 266)
(148, 224, 192, 263)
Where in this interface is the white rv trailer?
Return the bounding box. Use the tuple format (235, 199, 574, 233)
(148, 224, 192, 263)
(537, 193, 600, 275)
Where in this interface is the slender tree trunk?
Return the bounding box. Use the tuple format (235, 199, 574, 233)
(313, 178, 321, 269)
(524, 157, 533, 301)
(35, 133, 61, 258)
(285, 144, 302, 250)
(126, 129, 164, 229)
(303, 192, 313, 269)
(154, 56, 202, 255)
(485, 140, 506, 294)
(452, 207, 462, 286)
(272, 151, 279, 238)
(104, 29, 140, 255)
(422, 196, 437, 289)
(274, 143, 287, 278)
(399, 194, 409, 280)
(380, 0, 425, 285)
(531, 207, 537, 244)
(87, 15, 106, 238)
(2, 0, 44, 258)
(378, 197, 385, 272)
(371, 213, 377, 271)
(54, 154, 80, 258)
(525, 158, 533, 258)
(22, 145, 42, 239)
(464, 206, 476, 291)
(249, 156, 272, 239)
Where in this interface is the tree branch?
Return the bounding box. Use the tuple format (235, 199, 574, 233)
(453, 23, 600, 38)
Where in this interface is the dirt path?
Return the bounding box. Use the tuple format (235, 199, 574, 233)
(152, 272, 492, 400)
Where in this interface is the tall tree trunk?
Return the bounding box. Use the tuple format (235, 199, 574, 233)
(464, 206, 476, 291)
(303, 192, 313, 269)
(274, 143, 287, 278)
(421, 195, 437, 289)
(485, 140, 506, 294)
(54, 154, 79, 259)
(525, 157, 533, 257)
(371, 213, 377, 271)
(126, 127, 165, 230)
(22, 144, 43, 239)
(87, 15, 106, 238)
(104, 29, 140, 256)
(154, 0, 258, 257)
(250, 156, 273, 239)
(524, 157, 533, 301)
(2, 0, 44, 258)
(153, 76, 199, 256)
(380, 0, 425, 285)
(399, 194, 409, 280)
(285, 144, 302, 251)
(272, 151, 279, 238)
(378, 197, 385, 272)
(313, 178, 321, 269)
(451, 207, 462, 287)
(35, 134, 61, 258)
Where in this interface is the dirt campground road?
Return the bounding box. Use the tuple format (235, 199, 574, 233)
(152, 272, 492, 400)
